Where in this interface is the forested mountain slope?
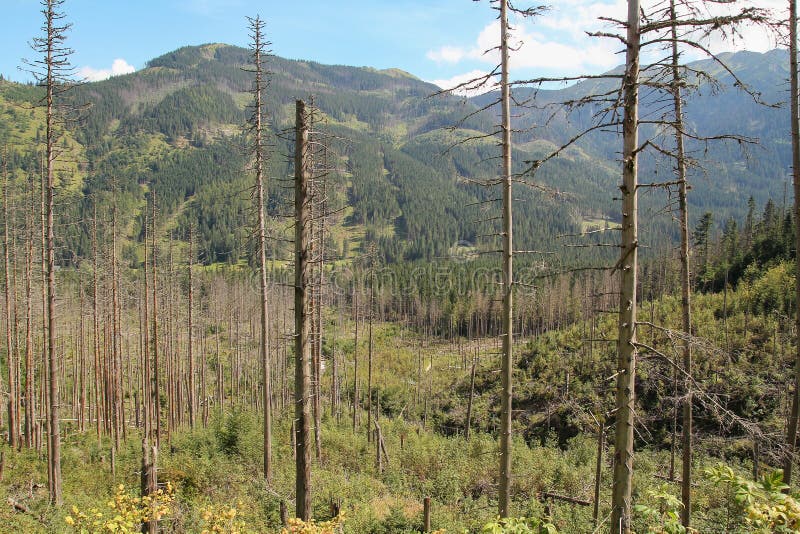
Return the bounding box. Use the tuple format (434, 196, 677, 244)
(0, 44, 790, 267)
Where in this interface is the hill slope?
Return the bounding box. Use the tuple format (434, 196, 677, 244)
(0, 44, 791, 266)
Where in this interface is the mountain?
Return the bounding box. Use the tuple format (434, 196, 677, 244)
(474, 48, 792, 236)
(0, 44, 791, 268)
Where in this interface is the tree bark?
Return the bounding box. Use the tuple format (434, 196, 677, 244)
(294, 100, 313, 521)
(610, 1, 640, 531)
(187, 226, 196, 428)
(785, 0, 800, 487)
(44, 0, 62, 504)
(248, 15, 273, 484)
(151, 193, 161, 448)
(352, 287, 359, 431)
(3, 156, 20, 449)
(465, 356, 476, 440)
(669, 0, 693, 524)
(498, 0, 514, 518)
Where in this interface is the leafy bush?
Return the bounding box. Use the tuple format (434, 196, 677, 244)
(198, 502, 249, 534)
(706, 464, 800, 533)
(65, 483, 175, 533)
(481, 516, 558, 533)
(633, 486, 693, 534)
(214, 409, 253, 456)
(281, 513, 346, 533)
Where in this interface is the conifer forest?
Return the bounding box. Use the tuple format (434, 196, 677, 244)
(4, 0, 800, 532)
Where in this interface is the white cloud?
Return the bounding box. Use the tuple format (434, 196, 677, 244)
(682, 0, 784, 58)
(429, 69, 496, 96)
(428, 18, 622, 79)
(78, 59, 136, 82)
(426, 0, 784, 91)
(427, 45, 466, 63)
(425, 6, 625, 81)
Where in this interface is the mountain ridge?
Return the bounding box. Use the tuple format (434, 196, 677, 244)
(0, 43, 791, 267)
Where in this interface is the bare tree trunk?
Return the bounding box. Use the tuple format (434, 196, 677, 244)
(141, 210, 157, 534)
(593, 419, 604, 528)
(23, 180, 35, 449)
(78, 283, 86, 433)
(367, 274, 374, 443)
(610, 1, 640, 531)
(151, 193, 161, 448)
(111, 205, 123, 450)
(352, 288, 359, 431)
(92, 208, 102, 443)
(465, 356, 476, 440)
(44, 0, 62, 503)
(294, 99, 313, 521)
(313, 170, 325, 461)
(39, 152, 48, 460)
(785, 0, 800, 487)
(669, 0, 693, 523)
(246, 15, 273, 483)
(332, 299, 340, 420)
(498, 0, 514, 517)
(3, 157, 20, 449)
(187, 226, 196, 428)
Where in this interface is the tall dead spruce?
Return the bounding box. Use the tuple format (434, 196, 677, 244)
(26, 0, 80, 506)
(245, 14, 273, 484)
(497, 0, 514, 517)
(785, 0, 800, 487)
(637, 2, 771, 526)
(446, 0, 547, 517)
(440, 0, 546, 517)
(294, 99, 313, 521)
(609, 3, 641, 530)
(2, 154, 19, 450)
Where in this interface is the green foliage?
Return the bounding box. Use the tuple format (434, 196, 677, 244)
(706, 465, 800, 533)
(481, 516, 558, 534)
(65, 483, 175, 534)
(633, 486, 693, 534)
(372, 506, 418, 534)
(214, 409, 254, 456)
(2, 44, 790, 276)
(703, 196, 796, 295)
(131, 84, 244, 140)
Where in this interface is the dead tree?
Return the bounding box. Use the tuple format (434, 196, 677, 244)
(308, 102, 324, 461)
(666, 1, 694, 522)
(507, 1, 773, 527)
(638, 2, 773, 523)
(23, 172, 36, 449)
(27, 0, 81, 505)
(111, 200, 123, 450)
(367, 254, 375, 444)
(187, 224, 196, 428)
(785, 0, 800, 487)
(610, 2, 640, 531)
(438, 0, 546, 516)
(246, 13, 273, 484)
(498, 0, 514, 517)
(91, 205, 102, 442)
(352, 286, 360, 431)
(2, 154, 20, 449)
(151, 193, 161, 448)
(141, 206, 158, 534)
(294, 99, 313, 521)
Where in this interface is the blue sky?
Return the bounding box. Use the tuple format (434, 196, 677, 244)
(1, 0, 784, 90)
